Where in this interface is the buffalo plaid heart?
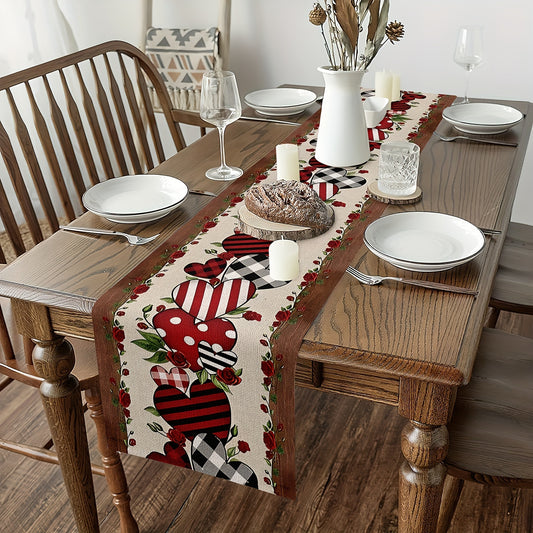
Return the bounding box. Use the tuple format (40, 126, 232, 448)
(223, 254, 288, 290)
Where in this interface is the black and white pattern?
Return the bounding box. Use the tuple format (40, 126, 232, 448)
(198, 341, 238, 374)
(224, 254, 288, 290)
(191, 433, 258, 487)
(311, 168, 367, 189)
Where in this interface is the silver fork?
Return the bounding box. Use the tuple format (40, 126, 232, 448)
(433, 131, 517, 147)
(346, 266, 478, 295)
(59, 225, 160, 246)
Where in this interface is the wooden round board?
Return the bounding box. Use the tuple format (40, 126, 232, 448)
(367, 181, 422, 204)
(238, 205, 334, 241)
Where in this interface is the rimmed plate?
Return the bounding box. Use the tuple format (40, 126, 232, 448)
(244, 88, 317, 116)
(83, 174, 188, 223)
(364, 212, 485, 272)
(442, 103, 523, 134)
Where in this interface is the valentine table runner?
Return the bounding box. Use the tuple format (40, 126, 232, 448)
(94, 91, 454, 498)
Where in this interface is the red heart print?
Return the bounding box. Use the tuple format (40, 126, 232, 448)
(172, 279, 256, 321)
(311, 181, 339, 200)
(152, 308, 237, 372)
(184, 257, 227, 279)
(153, 380, 231, 441)
(150, 365, 189, 393)
(146, 441, 192, 469)
(222, 233, 271, 257)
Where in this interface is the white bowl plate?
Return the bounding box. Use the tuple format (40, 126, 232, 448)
(244, 88, 317, 116)
(83, 174, 189, 223)
(364, 212, 485, 272)
(442, 103, 523, 134)
(364, 96, 389, 128)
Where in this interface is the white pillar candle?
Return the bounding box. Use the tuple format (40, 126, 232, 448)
(269, 238, 299, 281)
(375, 71, 393, 110)
(391, 73, 401, 102)
(276, 143, 300, 181)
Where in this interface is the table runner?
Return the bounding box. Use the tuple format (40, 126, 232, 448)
(94, 91, 454, 498)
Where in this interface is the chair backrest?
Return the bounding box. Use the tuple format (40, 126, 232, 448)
(0, 40, 185, 263)
(144, 0, 232, 115)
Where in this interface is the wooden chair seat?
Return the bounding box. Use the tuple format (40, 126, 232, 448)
(437, 328, 533, 531)
(490, 222, 533, 315)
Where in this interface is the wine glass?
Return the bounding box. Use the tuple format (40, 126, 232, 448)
(200, 70, 243, 180)
(453, 26, 483, 105)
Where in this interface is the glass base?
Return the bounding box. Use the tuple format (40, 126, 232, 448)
(205, 165, 243, 181)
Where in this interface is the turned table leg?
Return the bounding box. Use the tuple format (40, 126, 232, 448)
(398, 379, 456, 533)
(33, 334, 99, 532)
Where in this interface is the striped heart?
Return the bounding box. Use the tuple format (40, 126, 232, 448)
(310, 181, 339, 200)
(153, 380, 231, 441)
(150, 365, 189, 393)
(198, 341, 237, 374)
(184, 257, 227, 279)
(172, 279, 256, 321)
(222, 233, 272, 258)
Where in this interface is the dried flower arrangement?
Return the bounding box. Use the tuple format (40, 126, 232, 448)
(309, 0, 405, 71)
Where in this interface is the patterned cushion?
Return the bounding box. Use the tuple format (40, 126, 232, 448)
(145, 27, 219, 111)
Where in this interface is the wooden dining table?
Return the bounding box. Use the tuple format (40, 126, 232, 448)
(0, 92, 531, 533)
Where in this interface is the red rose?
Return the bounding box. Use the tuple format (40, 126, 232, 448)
(243, 311, 261, 321)
(156, 305, 166, 312)
(263, 377, 272, 387)
(275, 310, 291, 322)
(133, 283, 149, 295)
(116, 311, 125, 316)
(263, 430, 276, 450)
(261, 360, 275, 377)
(117, 343, 124, 352)
(238, 440, 250, 453)
(170, 250, 185, 259)
(260, 339, 269, 347)
(112, 327, 125, 342)
(122, 368, 129, 376)
(260, 403, 269, 413)
(264, 477, 271, 485)
(266, 450, 274, 460)
(332, 201, 346, 207)
(122, 408, 130, 418)
(303, 272, 318, 283)
(118, 389, 131, 408)
(231, 196, 243, 204)
(137, 322, 149, 330)
(166, 350, 190, 368)
(217, 367, 241, 386)
(327, 239, 341, 249)
(217, 251, 234, 261)
(167, 428, 186, 446)
(129, 438, 136, 446)
(202, 221, 216, 232)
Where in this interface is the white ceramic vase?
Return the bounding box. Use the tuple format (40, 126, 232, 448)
(315, 67, 370, 167)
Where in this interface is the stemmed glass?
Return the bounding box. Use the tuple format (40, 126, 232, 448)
(453, 26, 483, 105)
(200, 70, 243, 180)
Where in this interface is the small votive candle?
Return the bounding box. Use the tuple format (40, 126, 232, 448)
(269, 237, 299, 281)
(276, 144, 300, 181)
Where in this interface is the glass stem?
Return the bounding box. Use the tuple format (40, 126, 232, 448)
(217, 126, 229, 170)
(464, 70, 471, 104)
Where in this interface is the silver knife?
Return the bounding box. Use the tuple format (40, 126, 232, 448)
(239, 116, 301, 126)
(189, 189, 218, 197)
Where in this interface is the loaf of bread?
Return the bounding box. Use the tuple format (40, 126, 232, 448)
(244, 180, 333, 230)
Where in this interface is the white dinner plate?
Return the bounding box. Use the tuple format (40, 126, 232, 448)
(364, 212, 485, 272)
(442, 103, 523, 134)
(83, 174, 189, 223)
(244, 88, 317, 116)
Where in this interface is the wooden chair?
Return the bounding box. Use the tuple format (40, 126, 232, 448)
(143, 0, 233, 134)
(486, 222, 533, 327)
(437, 327, 533, 532)
(0, 40, 187, 531)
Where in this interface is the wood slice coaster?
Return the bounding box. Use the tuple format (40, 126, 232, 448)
(238, 205, 334, 241)
(367, 181, 422, 204)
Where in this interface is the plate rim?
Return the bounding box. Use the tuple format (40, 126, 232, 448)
(82, 174, 189, 217)
(442, 102, 523, 127)
(363, 212, 485, 266)
(244, 88, 317, 109)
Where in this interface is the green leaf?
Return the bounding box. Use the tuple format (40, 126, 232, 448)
(131, 331, 165, 352)
(153, 422, 164, 432)
(212, 375, 230, 393)
(227, 446, 236, 458)
(231, 425, 238, 437)
(226, 306, 249, 315)
(142, 304, 153, 314)
(144, 406, 161, 417)
(147, 423, 159, 432)
(234, 368, 243, 377)
(143, 350, 168, 363)
(198, 368, 209, 384)
(160, 297, 174, 303)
